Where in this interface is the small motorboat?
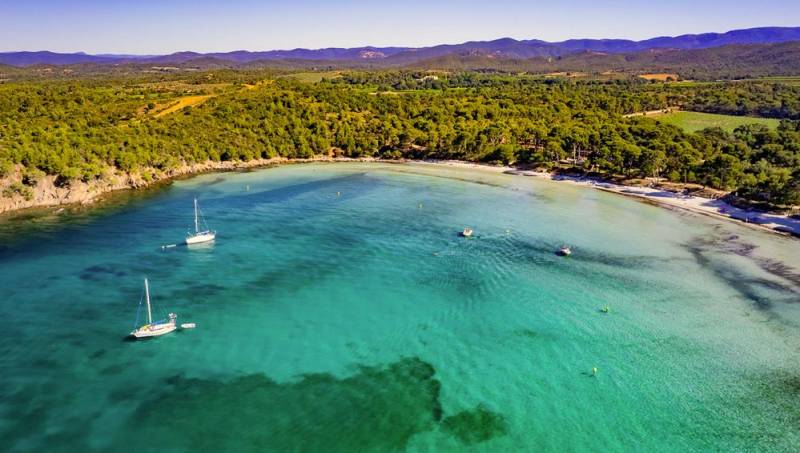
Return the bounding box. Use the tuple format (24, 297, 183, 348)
(181, 323, 196, 329)
(460, 227, 473, 237)
(557, 246, 572, 256)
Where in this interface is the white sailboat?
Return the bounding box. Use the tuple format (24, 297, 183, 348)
(185, 198, 215, 245)
(130, 278, 177, 339)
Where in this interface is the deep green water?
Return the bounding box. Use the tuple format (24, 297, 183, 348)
(2, 162, 800, 452)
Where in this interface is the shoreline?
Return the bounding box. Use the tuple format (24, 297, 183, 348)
(0, 156, 379, 216)
(1, 157, 798, 238)
(407, 160, 800, 238)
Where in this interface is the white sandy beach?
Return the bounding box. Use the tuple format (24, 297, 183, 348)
(413, 160, 800, 238)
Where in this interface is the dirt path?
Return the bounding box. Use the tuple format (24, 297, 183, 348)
(151, 81, 268, 118)
(153, 95, 213, 117)
(622, 107, 679, 118)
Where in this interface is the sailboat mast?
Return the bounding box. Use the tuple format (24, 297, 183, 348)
(145, 278, 152, 324)
(194, 198, 199, 233)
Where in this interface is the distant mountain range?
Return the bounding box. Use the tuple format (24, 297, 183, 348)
(2, 26, 799, 67)
(401, 41, 800, 79)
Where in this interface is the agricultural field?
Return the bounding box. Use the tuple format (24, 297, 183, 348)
(754, 76, 800, 86)
(639, 73, 680, 81)
(281, 71, 342, 83)
(653, 110, 780, 132)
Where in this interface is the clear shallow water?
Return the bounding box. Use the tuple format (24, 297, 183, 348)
(2, 162, 800, 452)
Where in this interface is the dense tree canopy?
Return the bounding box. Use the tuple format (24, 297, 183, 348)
(0, 71, 798, 205)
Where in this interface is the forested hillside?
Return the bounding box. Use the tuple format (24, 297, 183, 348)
(0, 71, 798, 206)
(3, 41, 800, 82)
(407, 42, 800, 80)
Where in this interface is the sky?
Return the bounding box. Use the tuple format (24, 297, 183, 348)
(1, 0, 799, 54)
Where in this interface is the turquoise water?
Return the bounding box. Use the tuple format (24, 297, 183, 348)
(2, 162, 800, 452)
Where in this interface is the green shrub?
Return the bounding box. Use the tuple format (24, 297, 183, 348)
(22, 167, 46, 187)
(0, 159, 13, 178)
(3, 182, 34, 200)
(80, 162, 106, 182)
(58, 166, 81, 181)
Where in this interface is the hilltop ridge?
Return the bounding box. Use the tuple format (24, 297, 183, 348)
(2, 26, 799, 67)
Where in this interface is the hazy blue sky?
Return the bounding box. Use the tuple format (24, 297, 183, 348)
(1, 0, 799, 54)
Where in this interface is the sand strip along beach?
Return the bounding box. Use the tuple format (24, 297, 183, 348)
(413, 160, 800, 238)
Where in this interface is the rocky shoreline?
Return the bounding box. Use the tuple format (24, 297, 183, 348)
(0, 156, 379, 215)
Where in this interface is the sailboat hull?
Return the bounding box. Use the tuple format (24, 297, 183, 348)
(130, 322, 177, 338)
(185, 231, 215, 245)
(129, 280, 177, 339)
